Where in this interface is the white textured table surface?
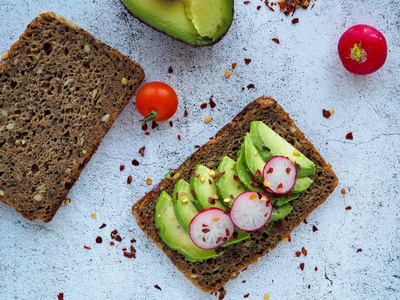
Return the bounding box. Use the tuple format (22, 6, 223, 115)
(0, 1, 399, 299)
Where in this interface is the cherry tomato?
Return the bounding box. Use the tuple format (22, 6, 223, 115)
(338, 24, 387, 75)
(135, 82, 178, 122)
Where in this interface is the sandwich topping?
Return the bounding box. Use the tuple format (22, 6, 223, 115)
(155, 121, 316, 261)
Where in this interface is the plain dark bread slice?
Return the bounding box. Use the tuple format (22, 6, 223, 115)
(133, 96, 338, 292)
(0, 12, 144, 222)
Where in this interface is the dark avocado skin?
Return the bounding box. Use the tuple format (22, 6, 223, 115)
(120, 0, 234, 47)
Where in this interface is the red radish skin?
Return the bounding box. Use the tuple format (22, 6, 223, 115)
(263, 156, 297, 195)
(230, 191, 273, 231)
(189, 208, 234, 250)
(338, 24, 387, 75)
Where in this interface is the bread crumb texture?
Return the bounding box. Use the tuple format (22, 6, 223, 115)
(0, 12, 144, 222)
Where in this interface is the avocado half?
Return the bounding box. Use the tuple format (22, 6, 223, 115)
(120, 0, 234, 46)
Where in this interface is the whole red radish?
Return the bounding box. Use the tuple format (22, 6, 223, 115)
(338, 24, 387, 75)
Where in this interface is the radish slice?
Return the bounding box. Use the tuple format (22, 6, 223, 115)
(263, 156, 297, 195)
(189, 208, 234, 250)
(230, 191, 272, 231)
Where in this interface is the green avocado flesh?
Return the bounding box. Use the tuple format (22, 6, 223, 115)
(121, 0, 234, 46)
(155, 121, 315, 262)
(155, 191, 220, 261)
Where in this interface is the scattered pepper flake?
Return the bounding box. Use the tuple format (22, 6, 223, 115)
(314, 266, 318, 272)
(168, 66, 173, 74)
(292, 18, 299, 24)
(232, 62, 237, 69)
(356, 248, 363, 253)
(257, 5, 262, 10)
(209, 97, 216, 108)
(110, 241, 115, 246)
(303, 218, 308, 224)
(115, 235, 123, 243)
(99, 223, 106, 229)
(200, 103, 208, 109)
(139, 146, 146, 157)
(96, 236, 103, 244)
(308, 284, 311, 289)
(244, 293, 249, 298)
(142, 123, 148, 131)
(272, 38, 280, 44)
(64, 198, 70, 206)
(169, 120, 173, 127)
(154, 284, 162, 291)
(57, 293, 64, 300)
(341, 188, 347, 194)
(151, 121, 158, 129)
(244, 1, 250, 4)
(346, 132, 354, 140)
(244, 58, 252, 65)
(225, 70, 232, 78)
(300, 262, 305, 271)
(312, 225, 318, 232)
(120, 165, 125, 171)
(123, 251, 134, 258)
(346, 206, 352, 210)
(301, 247, 308, 256)
(204, 116, 212, 124)
(91, 213, 96, 219)
(295, 251, 301, 257)
(322, 109, 331, 118)
(247, 84, 255, 89)
(132, 159, 139, 166)
(144, 132, 150, 136)
(184, 110, 188, 117)
(127, 175, 133, 184)
(84, 245, 91, 250)
(131, 239, 136, 243)
(242, 280, 246, 283)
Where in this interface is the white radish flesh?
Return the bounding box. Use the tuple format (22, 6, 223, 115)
(230, 191, 273, 231)
(189, 208, 234, 250)
(263, 156, 297, 195)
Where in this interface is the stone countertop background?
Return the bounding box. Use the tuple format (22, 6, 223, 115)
(0, 0, 399, 299)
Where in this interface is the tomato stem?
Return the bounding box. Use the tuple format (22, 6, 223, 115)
(140, 110, 158, 123)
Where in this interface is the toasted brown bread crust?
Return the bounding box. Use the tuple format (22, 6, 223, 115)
(0, 12, 144, 222)
(133, 96, 338, 292)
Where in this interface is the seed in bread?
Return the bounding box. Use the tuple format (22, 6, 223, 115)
(0, 12, 145, 222)
(132, 96, 338, 292)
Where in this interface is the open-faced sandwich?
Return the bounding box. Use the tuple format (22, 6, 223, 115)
(133, 96, 338, 292)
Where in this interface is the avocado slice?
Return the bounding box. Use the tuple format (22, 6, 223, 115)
(215, 156, 246, 207)
(236, 147, 264, 193)
(155, 191, 220, 261)
(121, 0, 234, 46)
(173, 179, 201, 232)
(291, 177, 313, 194)
(222, 228, 250, 247)
(250, 121, 316, 177)
(268, 203, 293, 223)
(243, 133, 266, 179)
(190, 164, 227, 210)
(270, 192, 300, 206)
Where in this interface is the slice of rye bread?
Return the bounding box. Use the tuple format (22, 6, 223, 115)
(0, 12, 144, 222)
(133, 96, 338, 293)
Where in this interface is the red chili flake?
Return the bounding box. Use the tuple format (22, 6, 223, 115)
(142, 218, 151, 225)
(277, 183, 283, 192)
(209, 97, 216, 108)
(301, 247, 308, 256)
(257, 5, 261, 10)
(233, 175, 243, 184)
(287, 235, 292, 242)
(177, 135, 181, 141)
(292, 18, 299, 24)
(138, 147, 146, 158)
(208, 179, 212, 185)
(208, 197, 216, 205)
(241, 87, 245, 91)
(141, 123, 148, 131)
(154, 284, 162, 291)
(184, 110, 188, 117)
(314, 266, 318, 271)
(145, 192, 152, 199)
(312, 225, 318, 232)
(250, 180, 260, 187)
(131, 159, 139, 166)
(244, 294, 250, 298)
(144, 132, 150, 136)
(202, 228, 211, 234)
(267, 167, 273, 174)
(244, 1, 250, 4)
(322, 109, 331, 118)
(286, 167, 292, 175)
(356, 248, 363, 253)
(110, 241, 115, 246)
(213, 172, 225, 179)
(225, 228, 230, 237)
(202, 223, 208, 227)
(84, 245, 91, 250)
(253, 170, 261, 177)
(194, 145, 200, 149)
(123, 252, 133, 259)
(216, 237, 223, 244)
(295, 251, 301, 257)
(57, 293, 64, 300)
(233, 231, 238, 239)
(127, 175, 132, 184)
(96, 236, 103, 244)
(151, 121, 158, 129)
(300, 262, 305, 271)
(169, 121, 173, 127)
(286, 192, 292, 199)
(200, 103, 208, 109)
(115, 235, 122, 242)
(346, 132, 354, 140)
(232, 62, 237, 69)
(346, 206, 352, 210)
(131, 239, 136, 243)
(303, 218, 308, 224)
(122, 248, 127, 252)
(99, 223, 106, 229)
(191, 171, 200, 178)
(242, 280, 246, 283)
(308, 284, 311, 289)
(272, 38, 280, 44)
(244, 58, 252, 65)
(283, 11, 290, 16)
(130, 245, 136, 254)
(120, 165, 125, 171)
(168, 66, 173, 74)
